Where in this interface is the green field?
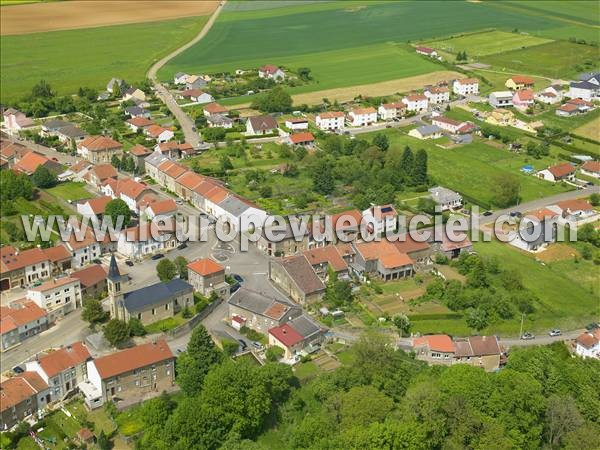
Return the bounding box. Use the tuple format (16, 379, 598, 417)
(1, 16, 208, 102)
(423, 30, 553, 57)
(160, 0, 600, 87)
(481, 40, 600, 79)
(45, 181, 91, 202)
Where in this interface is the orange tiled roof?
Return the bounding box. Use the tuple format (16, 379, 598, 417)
(92, 340, 174, 379)
(37, 342, 91, 378)
(413, 334, 455, 353)
(187, 258, 223, 276)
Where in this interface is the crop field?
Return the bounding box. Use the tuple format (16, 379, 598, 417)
(160, 0, 600, 91)
(481, 41, 600, 79)
(574, 116, 600, 141)
(422, 30, 552, 57)
(0, 0, 218, 35)
(0, 16, 208, 103)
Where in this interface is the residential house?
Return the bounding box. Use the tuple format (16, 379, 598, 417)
(122, 87, 146, 103)
(175, 170, 204, 200)
(179, 89, 214, 104)
(556, 103, 580, 117)
(347, 107, 378, 127)
(256, 216, 310, 257)
(574, 328, 600, 359)
(145, 125, 174, 143)
(315, 111, 345, 131)
(207, 114, 234, 129)
(154, 141, 186, 159)
(70, 264, 107, 298)
(185, 75, 208, 90)
(505, 75, 535, 90)
(1, 301, 48, 352)
(84, 340, 175, 409)
(144, 199, 177, 220)
(322, 208, 364, 244)
(432, 116, 468, 134)
(193, 181, 229, 214)
(2, 108, 35, 133)
(13, 151, 61, 176)
(77, 136, 123, 164)
(246, 115, 278, 135)
(488, 91, 514, 108)
(535, 86, 562, 104)
(1, 246, 51, 290)
(537, 163, 576, 182)
(124, 106, 151, 119)
(77, 196, 112, 219)
(174, 72, 189, 85)
(155, 160, 187, 191)
(84, 163, 117, 188)
(402, 94, 429, 112)
(42, 245, 72, 276)
(129, 144, 152, 171)
(580, 160, 600, 178)
(548, 199, 599, 226)
(453, 78, 479, 96)
(362, 204, 398, 236)
(0, 372, 50, 430)
(378, 103, 406, 121)
(269, 255, 326, 305)
(211, 195, 268, 233)
(26, 277, 82, 321)
(286, 132, 315, 147)
(453, 335, 502, 371)
(424, 86, 450, 104)
(126, 117, 154, 133)
(144, 151, 169, 181)
(104, 177, 154, 213)
(353, 240, 414, 281)
(1, 140, 32, 168)
(415, 46, 437, 57)
(117, 222, 177, 260)
(434, 228, 473, 259)
(509, 208, 559, 252)
(203, 103, 229, 118)
(408, 124, 442, 140)
(413, 334, 455, 366)
(302, 246, 348, 280)
(429, 186, 462, 211)
(26, 341, 91, 400)
(567, 72, 600, 101)
(285, 118, 308, 130)
(268, 314, 324, 360)
(258, 65, 285, 81)
(64, 226, 102, 268)
(70, 160, 93, 181)
(106, 78, 125, 94)
(187, 258, 229, 299)
(228, 288, 301, 334)
(107, 255, 192, 324)
(512, 89, 535, 110)
(392, 234, 432, 265)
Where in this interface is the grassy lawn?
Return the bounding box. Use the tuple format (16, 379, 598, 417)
(66, 400, 116, 435)
(294, 361, 320, 381)
(1, 16, 208, 102)
(144, 311, 188, 334)
(480, 40, 600, 79)
(45, 181, 91, 202)
(422, 30, 552, 57)
(115, 407, 145, 437)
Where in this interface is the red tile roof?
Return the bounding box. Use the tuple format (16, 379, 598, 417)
(548, 163, 575, 178)
(181, 88, 206, 98)
(83, 196, 112, 215)
(331, 209, 363, 231)
(147, 198, 177, 215)
(263, 303, 289, 320)
(42, 244, 71, 263)
(351, 107, 377, 115)
(28, 277, 79, 293)
(176, 171, 204, 190)
(514, 89, 534, 101)
(146, 125, 171, 138)
(92, 340, 174, 379)
(203, 103, 228, 114)
(127, 117, 154, 128)
(187, 258, 223, 276)
(269, 323, 304, 347)
(0, 372, 48, 412)
(413, 334, 455, 353)
(303, 246, 347, 272)
(456, 78, 479, 85)
(525, 208, 559, 221)
(70, 264, 107, 288)
(259, 65, 280, 74)
(129, 144, 151, 157)
(559, 103, 579, 113)
(415, 46, 435, 54)
(318, 111, 344, 119)
(576, 332, 599, 348)
(80, 136, 122, 152)
(90, 164, 117, 181)
(0, 246, 49, 272)
(381, 102, 405, 110)
(355, 240, 413, 269)
(405, 94, 428, 102)
(289, 132, 315, 144)
(37, 342, 91, 377)
(581, 160, 600, 174)
(509, 75, 535, 85)
(1, 302, 47, 335)
(433, 116, 462, 127)
(556, 199, 593, 212)
(13, 151, 50, 175)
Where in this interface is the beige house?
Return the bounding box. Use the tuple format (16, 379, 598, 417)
(187, 258, 229, 299)
(268, 314, 324, 360)
(269, 255, 325, 304)
(1, 372, 51, 430)
(77, 136, 123, 164)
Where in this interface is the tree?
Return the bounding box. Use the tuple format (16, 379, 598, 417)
(251, 86, 293, 113)
(399, 146, 414, 183)
(545, 395, 584, 448)
(372, 133, 389, 151)
(220, 155, 233, 171)
(417, 197, 437, 215)
(81, 299, 108, 326)
(156, 259, 178, 282)
(31, 80, 54, 98)
(393, 313, 411, 337)
(105, 198, 131, 227)
(265, 346, 284, 362)
(97, 430, 111, 450)
(466, 307, 488, 331)
(298, 67, 312, 81)
(312, 158, 335, 195)
(31, 165, 57, 188)
(338, 385, 394, 429)
(174, 256, 188, 280)
(112, 81, 122, 99)
(412, 149, 428, 185)
(0, 170, 33, 201)
(129, 317, 147, 336)
(177, 325, 222, 396)
(111, 154, 122, 170)
(204, 127, 227, 143)
(590, 193, 600, 206)
(103, 319, 130, 348)
(494, 175, 520, 207)
(222, 339, 239, 356)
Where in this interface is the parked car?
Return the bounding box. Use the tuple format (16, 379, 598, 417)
(232, 274, 244, 284)
(230, 283, 241, 294)
(521, 332, 535, 340)
(125, 260, 134, 267)
(252, 341, 263, 350)
(12, 366, 24, 374)
(237, 339, 247, 350)
(151, 253, 165, 260)
(585, 322, 599, 331)
(483, 211, 494, 217)
(548, 329, 562, 337)
(510, 211, 522, 218)
(176, 200, 183, 205)
(92, 259, 102, 264)
(177, 242, 188, 250)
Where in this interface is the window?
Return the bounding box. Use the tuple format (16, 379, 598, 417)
(65, 297, 71, 303)
(165, 304, 169, 311)
(152, 308, 156, 315)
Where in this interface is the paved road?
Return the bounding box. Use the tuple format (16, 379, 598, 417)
(147, 2, 226, 148)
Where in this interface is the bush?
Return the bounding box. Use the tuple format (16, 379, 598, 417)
(265, 346, 284, 362)
(222, 339, 239, 356)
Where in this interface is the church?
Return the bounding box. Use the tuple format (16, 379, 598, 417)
(107, 254, 194, 325)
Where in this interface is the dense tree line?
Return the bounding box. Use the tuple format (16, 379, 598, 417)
(132, 330, 599, 450)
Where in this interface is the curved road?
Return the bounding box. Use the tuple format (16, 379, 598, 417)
(147, 1, 226, 148)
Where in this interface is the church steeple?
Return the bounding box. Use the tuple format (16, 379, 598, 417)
(107, 252, 121, 281)
(107, 253, 123, 319)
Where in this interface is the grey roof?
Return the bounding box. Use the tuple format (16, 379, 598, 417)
(122, 278, 192, 313)
(278, 255, 325, 295)
(218, 196, 251, 217)
(578, 72, 600, 83)
(288, 314, 321, 339)
(124, 105, 148, 116)
(207, 114, 233, 125)
(569, 80, 600, 90)
(145, 151, 169, 168)
(227, 288, 297, 318)
(188, 78, 207, 87)
(43, 119, 70, 130)
(248, 115, 278, 132)
(174, 72, 187, 78)
(261, 215, 309, 240)
(429, 186, 462, 204)
(58, 124, 86, 138)
(415, 125, 441, 136)
(107, 253, 121, 281)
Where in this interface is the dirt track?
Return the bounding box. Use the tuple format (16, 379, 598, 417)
(1, 1, 219, 35)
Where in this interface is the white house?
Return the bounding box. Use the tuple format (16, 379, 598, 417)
(575, 329, 600, 359)
(378, 103, 406, 121)
(122, 88, 146, 103)
(415, 46, 437, 57)
(537, 163, 576, 182)
(117, 222, 177, 260)
(429, 186, 462, 211)
(211, 196, 268, 233)
(424, 86, 450, 104)
(547, 199, 599, 226)
(179, 89, 214, 104)
(567, 73, 600, 101)
(347, 107, 377, 127)
(580, 160, 600, 178)
(508, 209, 559, 253)
(453, 78, 479, 96)
(65, 229, 102, 269)
(408, 125, 442, 140)
(76, 196, 112, 219)
(145, 125, 174, 143)
(488, 91, 514, 108)
(402, 94, 429, 112)
(174, 72, 189, 85)
(126, 117, 154, 133)
(2, 108, 35, 133)
(246, 115, 278, 136)
(285, 118, 309, 131)
(26, 278, 82, 320)
(103, 177, 153, 213)
(432, 116, 464, 134)
(258, 65, 285, 81)
(144, 199, 178, 220)
(535, 86, 562, 104)
(315, 111, 345, 131)
(362, 205, 398, 236)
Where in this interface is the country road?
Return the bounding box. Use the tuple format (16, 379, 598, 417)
(147, 1, 226, 148)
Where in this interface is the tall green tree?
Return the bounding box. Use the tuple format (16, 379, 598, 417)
(399, 146, 414, 183)
(156, 259, 177, 282)
(312, 158, 335, 195)
(251, 86, 293, 113)
(31, 165, 57, 188)
(105, 198, 131, 227)
(412, 149, 428, 185)
(176, 325, 222, 396)
(81, 299, 108, 327)
(174, 256, 189, 280)
(103, 319, 130, 348)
